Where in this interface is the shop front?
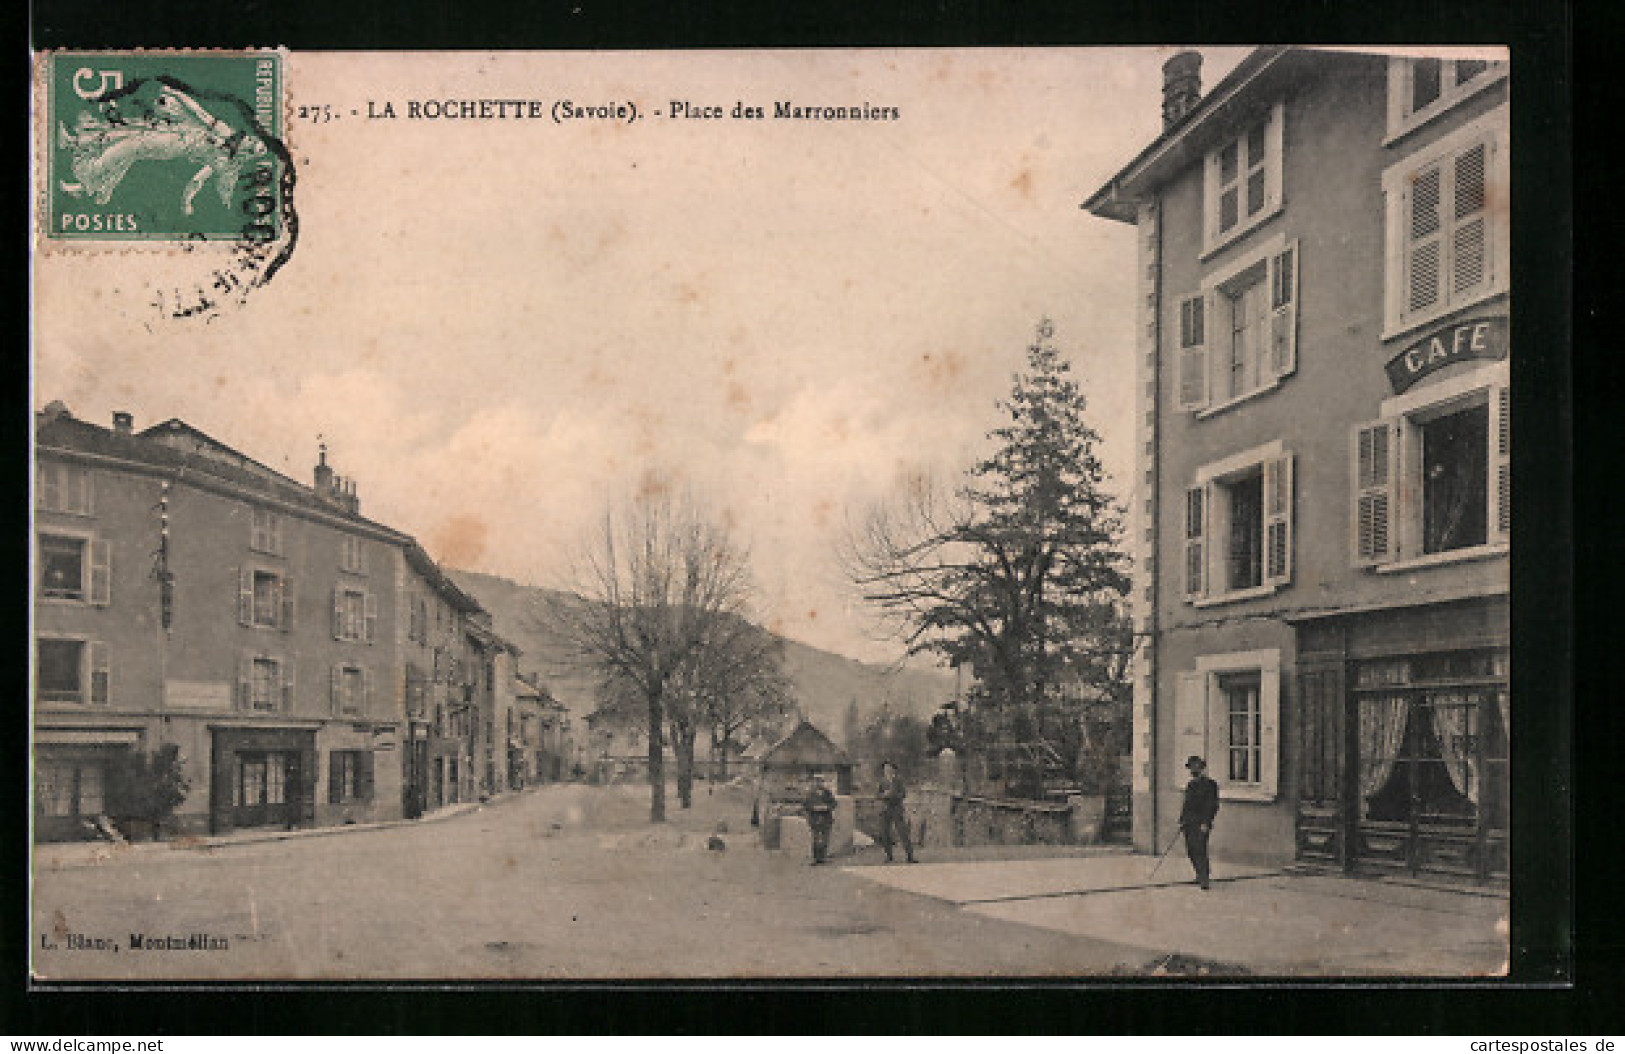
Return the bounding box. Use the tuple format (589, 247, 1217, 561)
(34, 728, 143, 842)
(209, 726, 317, 834)
(1293, 595, 1508, 884)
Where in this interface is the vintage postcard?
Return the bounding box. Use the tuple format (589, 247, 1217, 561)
(30, 46, 1525, 982)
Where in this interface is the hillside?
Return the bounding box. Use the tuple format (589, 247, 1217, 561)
(448, 569, 955, 747)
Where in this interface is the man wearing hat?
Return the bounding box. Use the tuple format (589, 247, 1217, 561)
(803, 773, 837, 865)
(1179, 755, 1220, 889)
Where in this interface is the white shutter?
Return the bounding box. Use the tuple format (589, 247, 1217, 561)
(238, 567, 253, 626)
(237, 653, 253, 710)
(80, 469, 95, 515)
(1176, 293, 1209, 410)
(331, 665, 342, 715)
(282, 660, 296, 711)
(364, 592, 378, 645)
(280, 575, 296, 632)
(358, 541, 369, 576)
(1405, 164, 1444, 319)
(1173, 671, 1208, 789)
(1268, 241, 1299, 378)
(269, 514, 284, 556)
(364, 667, 376, 715)
(1450, 141, 1490, 301)
(332, 585, 344, 640)
(1353, 420, 1398, 566)
(89, 540, 111, 607)
(1491, 384, 1510, 543)
(1265, 101, 1285, 212)
(89, 641, 110, 705)
(1184, 485, 1206, 598)
(1259, 656, 1281, 798)
(1264, 454, 1294, 585)
(38, 464, 60, 511)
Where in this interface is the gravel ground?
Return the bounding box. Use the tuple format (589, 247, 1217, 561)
(31, 781, 1155, 981)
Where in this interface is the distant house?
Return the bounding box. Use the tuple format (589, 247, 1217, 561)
(757, 719, 853, 801)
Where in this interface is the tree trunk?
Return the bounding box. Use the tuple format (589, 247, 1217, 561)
(715, 724, 730, 780)
(647, 695, 666, 823)
(675, 726, 696, 809)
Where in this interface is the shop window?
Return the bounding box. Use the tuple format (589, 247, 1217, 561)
(1176, 239, 1298, 414)
(332, 586, 376, 643)
(250, 507, 285, 556)
(1353, 375, 1508, 568)
(1203, 101, 1284, 256)
(328, 750, 374, 803)
(1184, 442, 1294, 604)
(37, 463, 94, 515)
(236, 653, 294, 711)
(39, 533, 110, 605)
(238, 567, 295, 630)
(37, 638, 109, 705)
(1174, 649, 1280, 800)
(36, 758, 107, 818)
(1382, 108, 1508, 337)
(1386, 55, 1506, 141)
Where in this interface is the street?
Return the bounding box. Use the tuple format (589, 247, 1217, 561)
(31, 781, 1508, 980)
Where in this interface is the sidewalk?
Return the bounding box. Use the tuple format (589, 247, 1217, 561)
(844, 852, 1509, 976)
(32, 800, 486, 872)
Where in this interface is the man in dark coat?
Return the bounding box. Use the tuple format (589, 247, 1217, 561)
(803, 774, 837, 865)
(878, 760, 915, 864)
(1179, 755, 1220, 889)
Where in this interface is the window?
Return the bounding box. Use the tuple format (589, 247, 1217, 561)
(1203, 101, 1284, 255)
(37, 758, 108, 818)
(236, 654, 293, 711)
(1382, 108, 1508, 336)
(250, 507, 285, 555)
(1387, 55, 1507, 140)
(1184, 442, 1294, 604)
(1174, 649, 1280, 800)
(238, 568, 295, 630)
(328, 750, 374, 804)
(1353, 368, 1508, 568)
(332, 586, 376, 643)
(340, 535, 369, 575)
(39, 533, 110, 605)
(37, 463, 94, 515)
(37, 638, 109, 705)
(331, 664, 372, 716)
(1176, 239, 1298, 413)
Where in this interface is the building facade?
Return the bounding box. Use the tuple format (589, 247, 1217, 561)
(1086, 47, 1509, 882)
(33, 404, 514, 840)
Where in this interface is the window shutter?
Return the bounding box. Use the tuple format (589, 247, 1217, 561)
(1184, 485, 1207, 599)
(270, 514, 284, 556)
(1268, 241, 1299, 378)
(1173, 672, 1208, 790)
(1176, 294, 1209, 410)
(364, 667, 376, 714)
(364, 593, 378, 645)
(1264, 454, 1294, 585)
(1265, 101, 1285, 212)
(38, 464, 60, 511)
(1405, 164, 1444, 318)
(358, 541, 368, 576)
(329, 752, 343, 804)
(236, 653, 253, 710)
(1259, 657, 1281, 799)
(238, 567, 253, 626)
(359, 751, 375, 802)
(89, 641, 110, 705)
(1353, 420, 1398, 566)
(332, 585, 343, 640)
(331, 664, 342, 715)
(89, 540, 112, 607)
(1450, 142, 1490, 301)
(281, 575, 296, 632)
(1491, 384, 1511, 543)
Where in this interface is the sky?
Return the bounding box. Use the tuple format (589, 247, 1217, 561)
(34, 47, 1251, 664)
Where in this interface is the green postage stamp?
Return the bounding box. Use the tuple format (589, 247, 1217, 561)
(44, 50, 285, 243)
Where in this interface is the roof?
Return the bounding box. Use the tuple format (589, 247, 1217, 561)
(404, 542, 486, 614)
(759, 719, 851, 769)
(1083, 47, 1374, 223)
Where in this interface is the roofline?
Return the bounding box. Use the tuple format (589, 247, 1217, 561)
(1082, 46, 1288, 223)
(138, 417, 309, 491)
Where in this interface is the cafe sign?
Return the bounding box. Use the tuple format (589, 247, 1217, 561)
(1385, 316, 1508, 395)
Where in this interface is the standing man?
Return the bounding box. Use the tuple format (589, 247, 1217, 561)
(1179, 755, 1220, 890)
(878, 760, 915, 864)
(803, 774, 837, 865)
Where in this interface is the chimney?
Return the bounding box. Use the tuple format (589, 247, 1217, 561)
(1161, 50, 1203, 130)
(111, 411, 134, 436)
(314, 444, 334, 498)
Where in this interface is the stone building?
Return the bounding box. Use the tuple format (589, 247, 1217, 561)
(1085, 47, 1509, 882)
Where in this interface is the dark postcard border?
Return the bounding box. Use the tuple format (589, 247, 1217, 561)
(16, 0, 1588, 1037)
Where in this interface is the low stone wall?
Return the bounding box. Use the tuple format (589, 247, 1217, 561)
(856, 786, 1109, 848)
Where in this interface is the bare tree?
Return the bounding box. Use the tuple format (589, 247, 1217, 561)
(533, 492, 758, 823)
(690, 617, 794, 785)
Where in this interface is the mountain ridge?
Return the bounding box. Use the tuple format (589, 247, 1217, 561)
(447, 568, 955, 746)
